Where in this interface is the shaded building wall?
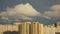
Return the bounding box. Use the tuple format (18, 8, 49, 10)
(31, 22, 44, 34)
(19, 22, 31, 34)
(31, 22, 38, 34)
(25, 22, 31, 34)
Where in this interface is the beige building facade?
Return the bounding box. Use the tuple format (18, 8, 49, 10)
(0, 22, 60, 34)
(44, 22, 60, 34)
(0, 22, 44, 34)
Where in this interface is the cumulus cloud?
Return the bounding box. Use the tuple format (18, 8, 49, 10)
(14, 3, 41, 16)
(0, 3, 41, 21)
(50, 5, 60, 11)
(44, 5, 60, 18)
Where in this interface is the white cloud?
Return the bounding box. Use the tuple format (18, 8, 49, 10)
(44, 5, 60, 18)
(14, 3, 41, 16)
(0, 3, 41, 21)
(50, 5, 60, 11)
(42, 15, 51, 19)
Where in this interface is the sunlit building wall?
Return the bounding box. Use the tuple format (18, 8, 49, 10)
(40, 24, 44, 34)
(0, 25, 4, 34)
(4, 24, 8, 31)
(0, 22, 44, 34)
(12, 25, 19, 31)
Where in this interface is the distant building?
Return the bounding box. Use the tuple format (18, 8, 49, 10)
(0, 22, 60, 34)
(44, 21, 60, 34)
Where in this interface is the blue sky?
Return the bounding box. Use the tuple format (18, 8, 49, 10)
(0, 0, 60, 24)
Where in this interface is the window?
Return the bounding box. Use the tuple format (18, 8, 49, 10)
(55, 32, 60, 34)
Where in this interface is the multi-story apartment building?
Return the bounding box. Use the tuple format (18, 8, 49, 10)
(44, 21, 60, 34)
(0, 22, 60, 34)
(0, 22, 44, 34)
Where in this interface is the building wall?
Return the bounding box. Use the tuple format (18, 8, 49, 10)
(44, 26, 50, 34)
(19, 22, 30, 34)
(0, 22, 60, 34)
(0, 24, 19, 34)
(44, 22, 60, 34)
(0, 22, 44, 34)
(31, 22, 38, 34)
(0, 25, 4, 34)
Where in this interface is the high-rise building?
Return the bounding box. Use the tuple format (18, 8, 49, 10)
(4, 24, 8, 31)
(40, 24, 44, 34)
(19, 22, 31, 34)
(56, 22, 60, 27)
(0, 22, 44, 34)
(0, 25, 4, 34)
(38, 23, 41, 34)
(31, 22, 38, 34)
(25, 22, 31, 34)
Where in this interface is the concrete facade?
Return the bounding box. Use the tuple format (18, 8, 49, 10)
(0, 22, 44, 34)
(44, 22, 60, 34)
(0, 22, 60, 34)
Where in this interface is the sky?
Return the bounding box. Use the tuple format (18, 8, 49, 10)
(0, 0, 60, 25)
